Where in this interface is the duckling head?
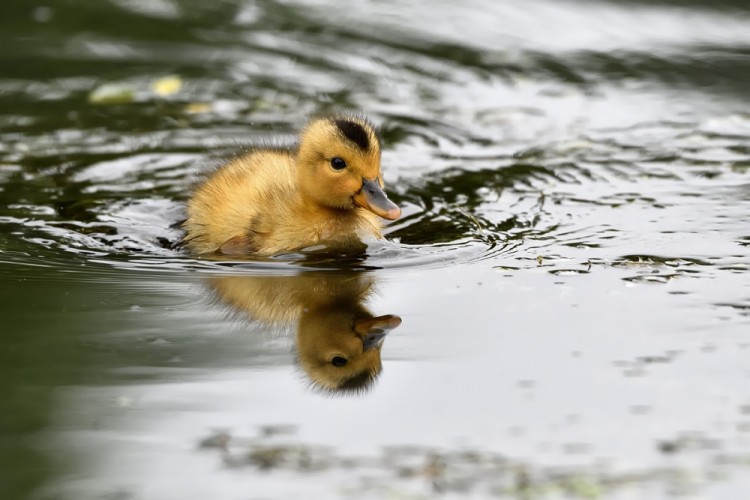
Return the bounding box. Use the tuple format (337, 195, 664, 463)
(296, 116, 401, 220)
(297, 303, 402, 394)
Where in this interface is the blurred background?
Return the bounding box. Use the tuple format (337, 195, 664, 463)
(1, 1, 749, 499)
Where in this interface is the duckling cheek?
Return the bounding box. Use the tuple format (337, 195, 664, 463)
(326, 174, 361, 207)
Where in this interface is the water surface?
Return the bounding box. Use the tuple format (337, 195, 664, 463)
(1, 0, 749, 498)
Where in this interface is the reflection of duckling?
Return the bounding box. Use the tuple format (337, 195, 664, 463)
(210, 272, 401, 393)
(297, 301, 401, 392)
(183, 116, 401, 256)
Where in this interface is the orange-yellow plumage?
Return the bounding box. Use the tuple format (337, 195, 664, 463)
(182, 115, 400, 255)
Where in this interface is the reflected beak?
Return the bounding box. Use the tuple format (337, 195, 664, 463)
(354, 314, 402, 351)
(353, 178, 401, 220)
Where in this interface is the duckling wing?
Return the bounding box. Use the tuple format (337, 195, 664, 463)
(217, 232, 261, 255)
(183, 150, 294, 255)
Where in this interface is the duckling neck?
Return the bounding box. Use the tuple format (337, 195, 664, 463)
(294, 150, 318, 202)
(284, 195, 375, 252)
(295, 196, 356, 231)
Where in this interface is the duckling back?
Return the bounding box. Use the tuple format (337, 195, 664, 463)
(183, 149, 298, 255)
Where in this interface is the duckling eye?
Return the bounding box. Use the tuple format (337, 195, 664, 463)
(331, 356, 348, 367)
(330, 157, 346, 171)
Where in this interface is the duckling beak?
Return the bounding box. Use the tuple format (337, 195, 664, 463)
(353, 179, 401, 220)
(354, 314, 402, 351)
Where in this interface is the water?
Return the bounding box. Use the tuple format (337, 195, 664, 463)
(1, 0, 749, 498)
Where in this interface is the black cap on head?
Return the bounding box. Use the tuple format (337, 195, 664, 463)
(333, 119, 371, 151)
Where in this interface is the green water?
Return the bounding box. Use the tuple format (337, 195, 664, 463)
(1, 0, 749, 498)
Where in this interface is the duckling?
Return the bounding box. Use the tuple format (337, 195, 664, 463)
(183, 115, 401, 255)
(210, 272, 401, 393)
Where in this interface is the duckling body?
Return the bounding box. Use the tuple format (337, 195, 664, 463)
(183, 116, 400, 256)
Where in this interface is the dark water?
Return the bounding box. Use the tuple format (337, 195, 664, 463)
(2, 0, 750, 498)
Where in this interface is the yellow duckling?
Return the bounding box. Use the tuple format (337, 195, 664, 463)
(183, 115, 401, 255)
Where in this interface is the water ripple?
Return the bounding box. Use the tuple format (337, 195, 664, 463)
(1, 0, 749, 281)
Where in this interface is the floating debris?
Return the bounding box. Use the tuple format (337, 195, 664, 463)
(194, 427, 743, 498)
(88, 83, 136, 105)
(152, 76, 183, 97)
(199, 431, 231, 450)
(184, 102, 213, 114)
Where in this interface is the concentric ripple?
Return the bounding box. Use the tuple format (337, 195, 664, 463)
(0, 0, 748, 275)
